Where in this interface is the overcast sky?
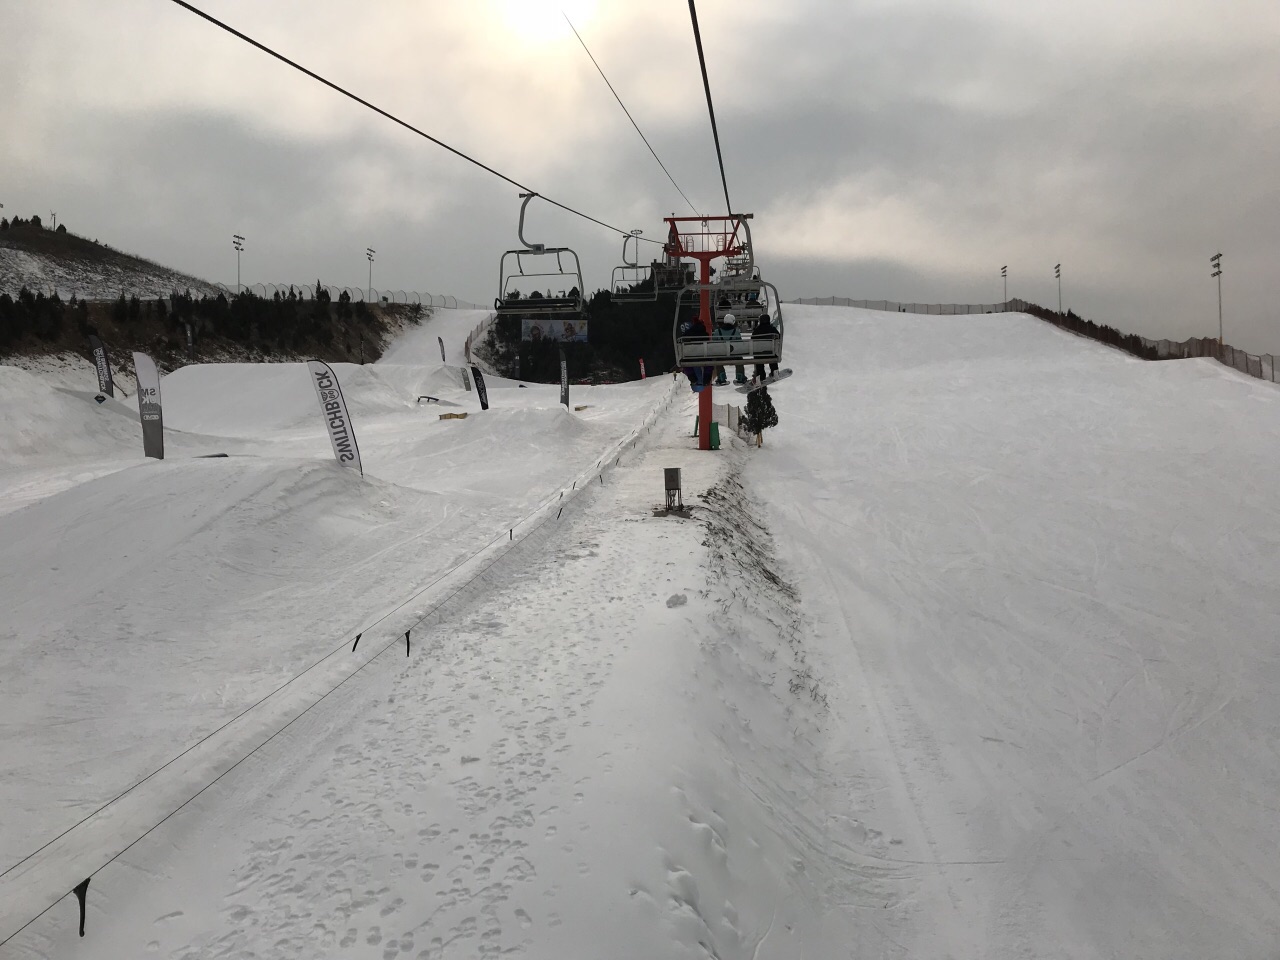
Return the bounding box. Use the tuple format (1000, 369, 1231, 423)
(5, 0, 1279, 349)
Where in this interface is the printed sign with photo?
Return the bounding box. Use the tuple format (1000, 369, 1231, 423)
(521, 317, 588, 343)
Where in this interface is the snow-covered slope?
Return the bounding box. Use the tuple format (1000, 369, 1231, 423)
(4, 305, 1280, 958)
(0, 238, 220, 300)
(748, 306, 1280, 957)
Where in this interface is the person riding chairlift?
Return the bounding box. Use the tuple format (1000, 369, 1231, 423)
(713, 312, 740, 386)
(678, 316, 713, 391)
(751, 312, 780, 383)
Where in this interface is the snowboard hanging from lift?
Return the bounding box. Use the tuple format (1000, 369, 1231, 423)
(735, 368, 793, 394)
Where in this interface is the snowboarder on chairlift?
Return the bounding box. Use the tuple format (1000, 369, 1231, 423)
(713, 312, 739, 386)
(751, 312, 780, 383)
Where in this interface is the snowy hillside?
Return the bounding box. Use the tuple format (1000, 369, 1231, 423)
(0, 228, 219, 300)
(3, 305, 1280, 958)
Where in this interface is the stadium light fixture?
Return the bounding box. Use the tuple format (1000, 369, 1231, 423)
(232, 234, 245, 293)
(1210, 252, 1223, 345)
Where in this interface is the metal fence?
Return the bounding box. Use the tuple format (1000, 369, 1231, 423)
(212, 283, 481, 309)
(464, 314, 497, 372)
(788, 297, 1032, 315)
(711, 401, 745, 437)
(1140, 336, 1279, 382)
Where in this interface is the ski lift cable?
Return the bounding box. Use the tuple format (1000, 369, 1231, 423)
(164, 0, 662, 246)
(562, 13, 700, 217)
(686, 0, 733, 215)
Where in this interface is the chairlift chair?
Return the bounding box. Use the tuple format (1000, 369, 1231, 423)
(721, 250, 757, 282)
(495, 193, 585, 317)
(610, 229, 657, 303)
(710, 276, 770, 327)
(673, 279, 783, 367)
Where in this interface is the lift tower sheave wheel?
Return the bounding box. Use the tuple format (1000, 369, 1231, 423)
(664, 215, 753, 451)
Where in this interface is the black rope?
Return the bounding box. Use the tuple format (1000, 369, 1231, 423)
(687, 0, 733, 215)
(563, 13, 699, 217)
(165, 0, 661, 245)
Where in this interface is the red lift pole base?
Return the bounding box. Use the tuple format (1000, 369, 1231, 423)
(697, 255, 713, 451)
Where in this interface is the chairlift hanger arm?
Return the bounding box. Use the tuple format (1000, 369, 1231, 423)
(518, 193, 545, 253)
(622, 230, 643, 268)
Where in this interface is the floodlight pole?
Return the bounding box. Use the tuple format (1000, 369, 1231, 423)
(366, 247, 376, 302)
(1001, 265, 1008, 303)
(1055, 263, 1062, 314)
(1210, 252, 1223, 345)
(232, 234, 245, 293)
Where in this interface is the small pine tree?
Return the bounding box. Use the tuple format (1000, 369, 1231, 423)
(0, 218, 8, 231)
(742, 385, 779, 446)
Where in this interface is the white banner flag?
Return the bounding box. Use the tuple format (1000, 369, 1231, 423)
(307, 360, 363, 475)
(131, 352, 164, 459)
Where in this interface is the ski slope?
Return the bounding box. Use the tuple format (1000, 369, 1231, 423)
(4, 304, 1280, 958)
(747, 306, 1280, 957)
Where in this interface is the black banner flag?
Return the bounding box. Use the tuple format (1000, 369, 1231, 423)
(559, 348, 569, 409)
(88, 335, 113, 397)
(471, 366, 489, 410)
(437, 336, 446, 363)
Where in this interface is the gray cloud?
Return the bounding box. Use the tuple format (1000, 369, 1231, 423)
(3, 0, 1278, 350)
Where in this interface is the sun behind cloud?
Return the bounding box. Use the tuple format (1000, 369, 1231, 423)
(494, 0, 599, 44)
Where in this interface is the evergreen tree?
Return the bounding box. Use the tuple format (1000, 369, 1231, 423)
(742, 386, 779, 446)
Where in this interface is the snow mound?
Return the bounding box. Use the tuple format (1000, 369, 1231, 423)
(0, 365, 139, 463)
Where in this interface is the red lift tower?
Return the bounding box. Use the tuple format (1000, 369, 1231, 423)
(664, 214, 752, 451)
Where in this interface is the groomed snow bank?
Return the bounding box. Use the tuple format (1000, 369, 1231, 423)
(0, 312, 678, 948)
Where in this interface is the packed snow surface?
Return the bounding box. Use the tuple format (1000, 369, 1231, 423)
(3, 305, 1280, 958)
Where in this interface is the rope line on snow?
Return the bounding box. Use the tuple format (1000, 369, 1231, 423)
(164, 0, 662, 245)
(0, 379, 679, 948)
(686, 0, 734, 215)
(563, 12, 700, 217)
